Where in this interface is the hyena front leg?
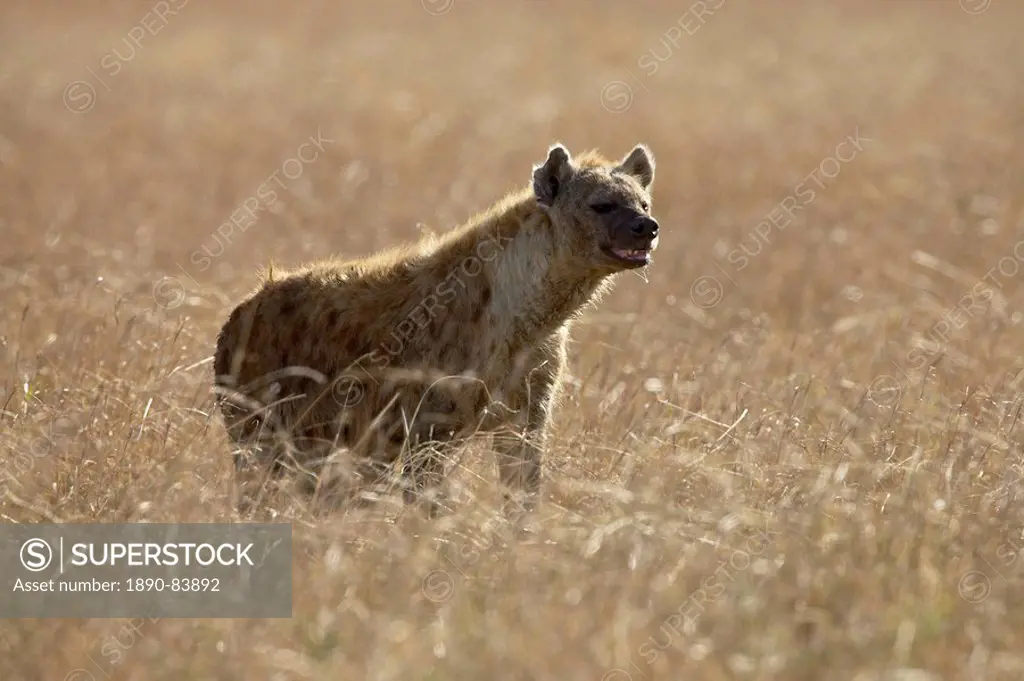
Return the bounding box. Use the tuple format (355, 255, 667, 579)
(493, 340, 566, 517)
(493, 425, 544, 518)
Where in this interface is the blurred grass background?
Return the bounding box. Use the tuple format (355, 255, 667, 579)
(2, 1, 1024, 679)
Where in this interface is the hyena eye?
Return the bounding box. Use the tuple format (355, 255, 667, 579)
(591, 202, 618, 214)
(640, 200, 650, 212)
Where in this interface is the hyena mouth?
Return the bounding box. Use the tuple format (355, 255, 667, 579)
(603, 246, 653, 267)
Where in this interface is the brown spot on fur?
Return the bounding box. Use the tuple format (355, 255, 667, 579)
(289, 322, 306, 351)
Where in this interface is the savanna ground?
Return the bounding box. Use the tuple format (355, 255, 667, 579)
(1, 1, 1023, 679)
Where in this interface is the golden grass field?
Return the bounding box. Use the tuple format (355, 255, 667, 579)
(3, 0, 1024, 678)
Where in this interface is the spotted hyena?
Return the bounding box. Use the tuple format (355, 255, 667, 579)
(213, 142, 659, 515)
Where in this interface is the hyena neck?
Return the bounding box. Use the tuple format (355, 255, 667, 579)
(466, 192, 612, 344)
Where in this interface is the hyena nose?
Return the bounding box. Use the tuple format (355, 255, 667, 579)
(631, 217, 659, 240)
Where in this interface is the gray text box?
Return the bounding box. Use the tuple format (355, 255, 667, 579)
(1, 523, 292, 618)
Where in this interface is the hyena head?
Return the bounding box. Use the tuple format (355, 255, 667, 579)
(532, 142, 658, 272)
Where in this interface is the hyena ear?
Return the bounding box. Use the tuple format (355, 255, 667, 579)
(532, 143, 575, 208)
(616, 144, 655, 189)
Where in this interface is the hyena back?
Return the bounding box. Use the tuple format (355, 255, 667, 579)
(213, 142, 660, 515)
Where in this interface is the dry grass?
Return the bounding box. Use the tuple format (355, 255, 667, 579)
(2, 1, 1024, 679)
